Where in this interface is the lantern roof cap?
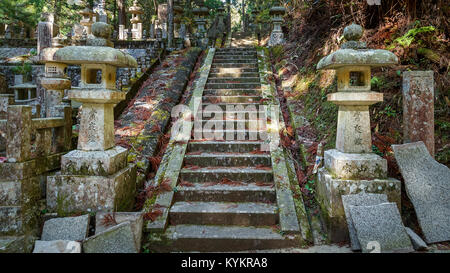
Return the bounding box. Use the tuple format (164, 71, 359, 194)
(53, 22, 137, 68)
(317, 23, 398, 70)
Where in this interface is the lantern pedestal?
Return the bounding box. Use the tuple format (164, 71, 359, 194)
(46, 22, 138, 214)
(315, 24, 401, 243)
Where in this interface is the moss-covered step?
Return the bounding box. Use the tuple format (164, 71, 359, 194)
(179, 167, 273, 183)
(169, 201, 278, 226)
(184, 152, 271, 166)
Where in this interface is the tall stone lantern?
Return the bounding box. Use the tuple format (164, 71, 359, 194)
(79, 7, 95, 35)
(268, 3, 285, 46)
(47, 22, 138, 213)
(315, 23, 401, 242)
(129, 0, 143, 40)
(193, 0, 209, 49)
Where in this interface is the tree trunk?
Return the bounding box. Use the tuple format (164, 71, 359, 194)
(168, 0, 174, 49)
(117, 0, 126, 26)
(242, 0, 246, 32)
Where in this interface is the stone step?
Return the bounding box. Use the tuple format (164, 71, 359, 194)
(208, 72, 260, 78)
(187, 141, 267, 153)
(207, 77, 260, 84)
(193, 129, 267, 141)
(210, 68, 259, 74)
(202, 95, 262, 103)
(211, 63, 258, 69)
(148, 225, 297, 252)
(199, 119, 267, 130)
(185, 152, 271, 166)
(175, 183, 276, 203)
(169, 202, 278, 226)
(214, 55, 257, 60)
(205, 82, 261, 89)
(179, 167, 273, 183)
(202, 102, 264, 112)
(213, 59, 257, 64)
(203, 89, 261, 96)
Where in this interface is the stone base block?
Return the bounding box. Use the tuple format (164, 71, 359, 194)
(0, 235, 36, 253)
(324, 149, 387, 180)
(0, 177, 41, 236)
(316, 168, 401, 243)
(47, 164, 137, 214)
(61, 146, 128, 176)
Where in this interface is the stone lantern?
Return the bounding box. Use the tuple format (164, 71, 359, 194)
(193, 0, 209, 49)
(79, 7, 95, 35)
(129, 0, 143, 40)
(268, 3, 285, 46)
(40, 35, 71, 118)
(47, 22, 138, 213)
(315, 23, 401, 242)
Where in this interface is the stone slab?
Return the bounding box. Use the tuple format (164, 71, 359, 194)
(392, 141, 450, 243)
(83, 221, 137, 253)
(324, 149, 387, 180)
(405, 227, 427, 251)
(61, 146, 128, 176)
(47, 164, 137, 213)
(95, 212, 143, 252)
(33, 240, 81, 253)
(350, 203, 413, 253)
(41, 214, 90, 242)
(342, 193, 388, 251)
(316, 168, 401, 242)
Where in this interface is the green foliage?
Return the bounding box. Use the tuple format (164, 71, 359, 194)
(388, 26, 436, 49)
(0, 0, 40, 26)
(11, 62, 32, 76)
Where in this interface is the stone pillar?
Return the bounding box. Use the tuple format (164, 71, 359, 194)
(402, 71, 434, 156)
(37, 14, 58, 55)
(149, 23, 155, 39)
(158, 4, 168, 39)
(119, 24, 125, 40)
(47, 22, 138, 214)
(315, 24, 401, 242)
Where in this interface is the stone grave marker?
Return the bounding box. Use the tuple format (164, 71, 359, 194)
(41, 214, 90, 242)
(392, 141, 450, 243)
(342, 193, 388, 251)
(350, 203, 413, 253)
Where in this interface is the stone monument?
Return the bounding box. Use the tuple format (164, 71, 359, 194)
(193, 1, 209, 49)
(315, 23, 401, 242)
(79, 7, 95, 35)
(268, 3, 285, 47)
(129, 0, 143, 40)
(402, 71, 435, 156)
(47, 22, 138, 213)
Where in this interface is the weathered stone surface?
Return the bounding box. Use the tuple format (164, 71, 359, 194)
(95, 212, 143, 252)
(392, 141, 450, 243)
(33, 240, 81, 253)
(41, 214, 90, 242)
(61, 146, 128, 176)
(0, 235, 35, 253)
(405, 227, 427, 251)
(316, 168, 401, 242)
(47, 164, 137, 213)
(350, 203, 413, 253)
(324, 149, 387, 180)
(54, 46, 138, 67)
(317, 49, 398, 70)
(83, 221, 137, 253)
(402, 71, 434, 156)
(342, 193, 388, 251)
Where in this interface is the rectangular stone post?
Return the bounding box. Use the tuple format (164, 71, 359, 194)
(37, 21, 57, 56)
(402, 71, 434, 156)
(6, 105, 31, 162)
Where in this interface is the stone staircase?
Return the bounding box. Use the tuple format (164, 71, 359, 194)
(148, 47, 302, 252)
